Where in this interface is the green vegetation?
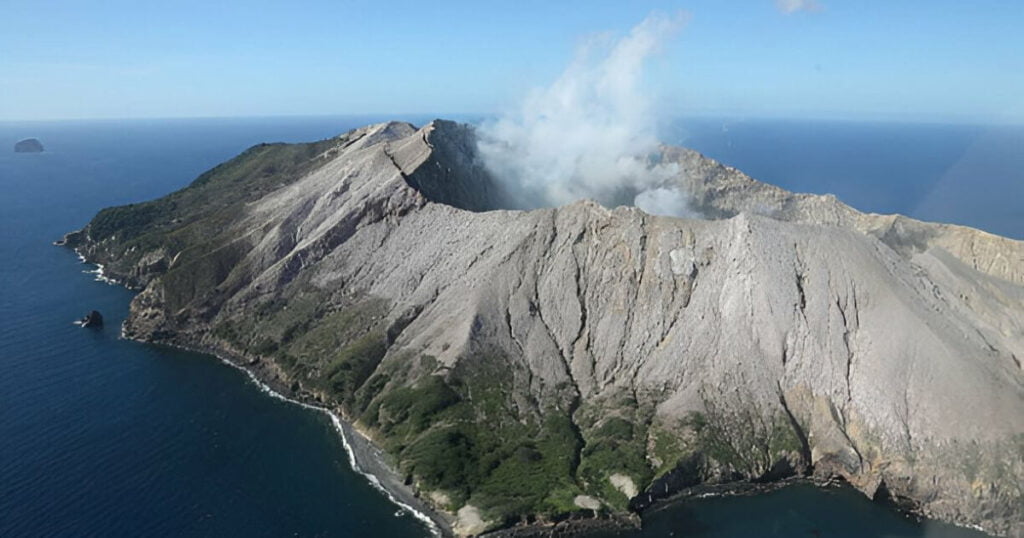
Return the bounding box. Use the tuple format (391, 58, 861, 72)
(82, 134, 828, 527)
(471, 413, 583, 520)
(650, 425, 689, 478)
(358, 359, 586, 524)
(577, 416, 653, 509)
(89, 201, 169, 244)
(684, 410, 744, 468)
(161, 239, 250, 310)
(83, 129, 608, 527)
(372, 375, 462, 437)
(403, 426, 478, 496)
(683, 406, 802, 478)
(86, 138, 338, 277)
(323, 332, 388, 408)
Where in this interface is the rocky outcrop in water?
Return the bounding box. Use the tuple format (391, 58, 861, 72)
(14, 138, 44, 153)
(79, 310, 103, 328)
(64, 120, 1024, 537)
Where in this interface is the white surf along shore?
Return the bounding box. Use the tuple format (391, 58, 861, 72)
(213, 353, 444, 537)
(81, 256, 446, 537)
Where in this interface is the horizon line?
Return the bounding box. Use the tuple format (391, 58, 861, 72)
(1, 111, 1022, 128)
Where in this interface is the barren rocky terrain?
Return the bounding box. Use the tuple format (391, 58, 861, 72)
(62, 120, 1024, 537)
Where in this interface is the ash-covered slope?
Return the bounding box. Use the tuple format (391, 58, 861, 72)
(63, 120, 1024, 537)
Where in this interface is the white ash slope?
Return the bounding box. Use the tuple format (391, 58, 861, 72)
(123, 120, 1022, 537)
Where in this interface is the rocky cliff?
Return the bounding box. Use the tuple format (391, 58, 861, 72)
(62, 120, 1024, 537)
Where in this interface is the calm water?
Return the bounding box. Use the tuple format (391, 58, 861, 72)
(0, 116, 1013, 537)
(673, 118, 1024, 240)
(599, 482, 989, 538)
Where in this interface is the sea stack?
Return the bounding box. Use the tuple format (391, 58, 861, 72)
(80, 310, 103, 328)
(14, 138, 44, 153)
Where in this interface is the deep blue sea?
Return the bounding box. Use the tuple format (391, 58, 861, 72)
(1, 116, 1017, 537)
(674, 118, 1023, 240)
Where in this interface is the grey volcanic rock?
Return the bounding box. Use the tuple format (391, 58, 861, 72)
(67, 120, 1024, 537)
(14, 138, 44, 153)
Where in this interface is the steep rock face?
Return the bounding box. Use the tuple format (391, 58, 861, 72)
(67, 120, 1024, 537)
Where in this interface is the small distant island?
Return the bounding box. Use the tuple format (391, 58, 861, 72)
(15, 138, 44, 153)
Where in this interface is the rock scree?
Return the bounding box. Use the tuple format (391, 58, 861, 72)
(61, 120, 1024, 537)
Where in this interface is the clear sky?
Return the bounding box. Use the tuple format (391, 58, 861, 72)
(2, 0, 1022, 123)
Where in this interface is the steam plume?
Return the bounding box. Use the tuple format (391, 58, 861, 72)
(776, 0, 821, 14)
(477, 12, 696, 218)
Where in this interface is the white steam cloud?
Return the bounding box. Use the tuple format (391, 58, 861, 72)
(775, 0, 821, 14)
(477, 12, 697, 218)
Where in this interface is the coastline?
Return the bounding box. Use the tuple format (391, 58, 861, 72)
(146, 337, 452, 537)
(72, 250, 452, 536)
(69, 249, 1003, 538)
(127, 337, 1001, 538)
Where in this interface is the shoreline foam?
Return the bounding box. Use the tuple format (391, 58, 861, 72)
(83, 254, 448, 537)
(74, 251, 999, 538)
(215, 350, 444, 537)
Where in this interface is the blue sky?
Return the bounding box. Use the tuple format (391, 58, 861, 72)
(2, 0, 1021, 123)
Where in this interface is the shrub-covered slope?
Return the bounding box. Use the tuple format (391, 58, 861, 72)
(64, 120, 1024, 537)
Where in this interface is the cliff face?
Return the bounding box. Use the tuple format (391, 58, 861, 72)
(65, 120, 1024, 537)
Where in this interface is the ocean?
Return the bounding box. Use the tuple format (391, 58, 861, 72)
(1, 116, 1016, 537)
(673, 118, 1023, 240)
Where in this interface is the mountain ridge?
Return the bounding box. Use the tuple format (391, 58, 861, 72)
(61, 119, 1024, 537)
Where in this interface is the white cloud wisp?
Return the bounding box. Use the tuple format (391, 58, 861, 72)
(476, 12, 697, 218)
(776, 0, 822, 14)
